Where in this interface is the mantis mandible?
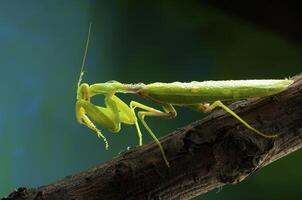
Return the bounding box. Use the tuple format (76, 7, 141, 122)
(75, 24, 294, 167)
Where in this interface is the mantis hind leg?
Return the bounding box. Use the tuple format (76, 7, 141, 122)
(196, 100, 277, 138)
(130, 101, 177, 167)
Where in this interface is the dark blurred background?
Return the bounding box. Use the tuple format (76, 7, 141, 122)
(0, 0, 301, 199)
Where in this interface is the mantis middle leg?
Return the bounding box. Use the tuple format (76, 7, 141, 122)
(130, 101, 177, 167)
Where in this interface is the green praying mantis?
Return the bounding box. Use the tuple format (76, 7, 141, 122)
(75, 24, 294, 167)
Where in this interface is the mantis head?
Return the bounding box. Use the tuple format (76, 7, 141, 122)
(77, 83, 90, 101)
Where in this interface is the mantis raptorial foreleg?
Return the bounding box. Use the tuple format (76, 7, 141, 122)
(76, 94, 138, 149)
(130, 101, 177, 167)
(76, 103, 109, 149)
(194, 100, 277, 138)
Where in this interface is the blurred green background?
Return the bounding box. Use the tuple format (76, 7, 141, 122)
(0, 1, 301, 199)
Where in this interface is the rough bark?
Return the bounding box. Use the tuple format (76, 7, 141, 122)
(3, 73, 302, 200)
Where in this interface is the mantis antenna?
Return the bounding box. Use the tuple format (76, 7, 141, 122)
(77, 22, 92, 88)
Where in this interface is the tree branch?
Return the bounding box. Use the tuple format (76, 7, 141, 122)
(3, 74, 302, 200)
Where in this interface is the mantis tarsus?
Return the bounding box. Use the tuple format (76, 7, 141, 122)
(75, 24, 294, 167)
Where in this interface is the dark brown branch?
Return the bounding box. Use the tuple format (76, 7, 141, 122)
(3, 74, 302, 200)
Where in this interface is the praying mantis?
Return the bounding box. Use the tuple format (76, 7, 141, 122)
(75, 24, 294, 167)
